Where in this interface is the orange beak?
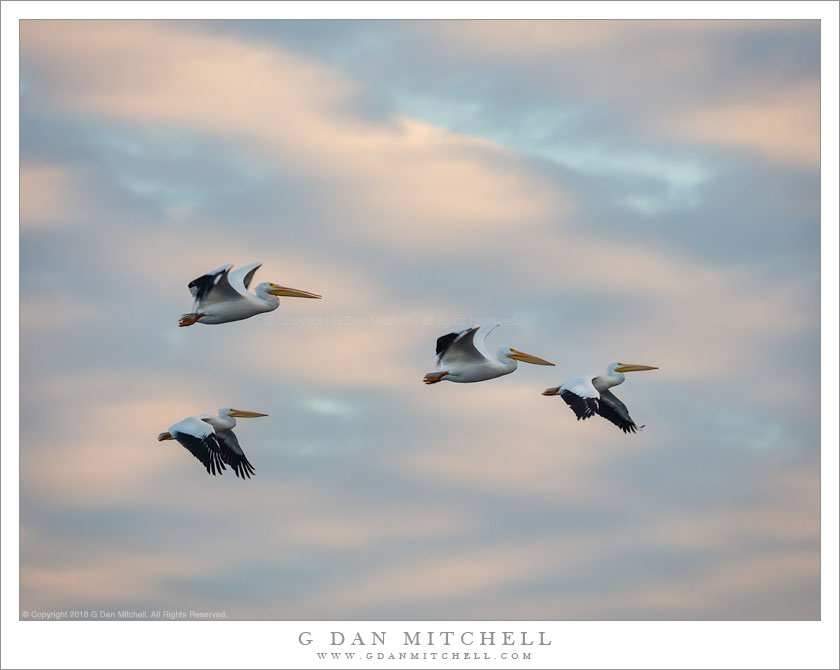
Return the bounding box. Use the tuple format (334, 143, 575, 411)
(507, 349, 555, 366)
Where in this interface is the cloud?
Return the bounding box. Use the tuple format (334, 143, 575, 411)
(500, 549, 818, 620)
(20, 294, 103, 331)
(17, 20, 820, 622)
(21, 21, 569, 251)
(406, 20, 819, 168)
(20, 391, 219, 507)
(673, 81, 819, 166)
(460, 230, 816, 387)
(20, 165, 85, 227)
(20, 551, 223, 610)
(424, 20, 716, 59)
(385, 378, 637, 501)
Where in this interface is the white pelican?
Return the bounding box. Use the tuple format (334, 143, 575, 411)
(542, 363, 658, 433)
(157, 409, 268, 478)
(423, 324, 555, 384)
(179, 262, 321, 327)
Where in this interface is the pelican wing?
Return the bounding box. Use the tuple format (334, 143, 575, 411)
(227, 262, 262, 296)
(216, 429, 256, 480)
(559, 374, 600, 421)
(474, 323, 501, 360)
(170, 416, 226, 476)
(597, 389, 642, 434)
(436, 326, 486, 365)
(188, 264, 246, 306)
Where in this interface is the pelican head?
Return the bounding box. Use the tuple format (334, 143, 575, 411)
(260, 282, 322, 299)
(223, 409, 269, 419)
(612, 363, 658, 373)
(505, 348, 555, 366)
(157, 432, 173, 441)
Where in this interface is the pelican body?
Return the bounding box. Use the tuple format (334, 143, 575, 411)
(424, 325, 554, 384)
(179, 263, 320, 327)
(543, 363, 657, 433)
(157, 408, 268, 478)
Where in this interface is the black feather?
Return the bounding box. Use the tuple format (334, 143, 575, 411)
(596, 389, 642, 434)
(174, 432, 226, 476)
(217, 430, 257, 481)
(188, 269, 229, 303)
(559, 390, 599, 421)
(435, 332, 460, 358)
(241, 264, 261, 290)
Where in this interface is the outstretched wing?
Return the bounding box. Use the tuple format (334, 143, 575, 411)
(216, 429, 256, 480)
(597, 389, 642, 434)
(188, 264, 245, 306)
(170, 416, 226, 476)
(435, 326, 486, 365)
(228, 262, 262, 295)
(558, 374, 600, 421)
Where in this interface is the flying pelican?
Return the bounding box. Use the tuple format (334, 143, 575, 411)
(178, 262, 321, 326)
(542, 363, 658, 433)
(157, 409, 268, 478)
(423, 324, 554, 384)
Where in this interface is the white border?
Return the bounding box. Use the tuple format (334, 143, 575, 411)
(2, 2, 837, 669)
(0, 0, 836, 20)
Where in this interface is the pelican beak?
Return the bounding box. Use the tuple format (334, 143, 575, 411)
(542, 386, 561, 396)
(506, 349, 555, 366)
(229, 410, 269, 418)
(614, 364, 658, 373)
(157, 432, 172, 441)
(267, 284, 321, 299)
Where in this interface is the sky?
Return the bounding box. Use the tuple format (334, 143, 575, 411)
(17, 19, 822, 621)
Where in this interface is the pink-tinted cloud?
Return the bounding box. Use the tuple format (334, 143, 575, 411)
(674, 81, 819, 166)
(410, 20, 820, 167)
(21, 21, 569, 250)
(304, 539, 585, 615)
(17, 19, 820, 624)
(20, 165, 85, 228)
(385, 378, 640, 500)
(20, 21, 813, 388)
(20, 295, 103, 332)
(21, 391, 218, 507)
(20, 547, 224, 611)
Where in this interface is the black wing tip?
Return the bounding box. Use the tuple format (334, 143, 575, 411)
(599, 407, 643, 435)
(188, 266, 232, 301)
(558, 390, 648, 434)
(218, 439, 257, 480)
(232, 460, 256, 480)
(435, 325, 482, 361)
(435, 331, 459, 357)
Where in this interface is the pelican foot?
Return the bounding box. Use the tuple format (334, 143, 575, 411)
(423, 371, 450, 385)
(178, 313, 204, 327)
